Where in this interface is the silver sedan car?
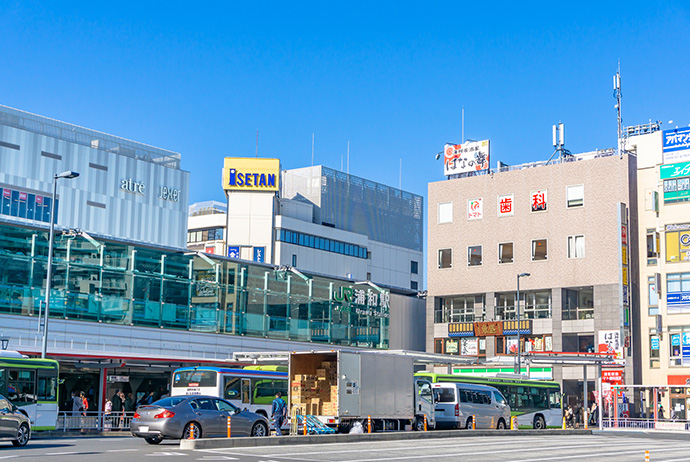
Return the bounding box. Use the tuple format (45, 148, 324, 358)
(131, 395, 269, 444)
(0, 394, 31, 447)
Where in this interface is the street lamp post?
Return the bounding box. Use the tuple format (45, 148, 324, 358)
(41, 171, 79, 359)
(515, 272, 531, 375)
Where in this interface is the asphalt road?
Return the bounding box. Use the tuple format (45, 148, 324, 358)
(1, 433, 689, 461)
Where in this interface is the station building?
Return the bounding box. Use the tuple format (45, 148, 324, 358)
(627, 122, 690, 418)
(426, 141, 638, 407)
(0, 106, 424, 415)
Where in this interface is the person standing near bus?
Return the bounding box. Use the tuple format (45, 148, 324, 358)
(271, 391, 287, 436)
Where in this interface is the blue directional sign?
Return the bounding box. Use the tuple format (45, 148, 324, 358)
(228, 246, 240, 259)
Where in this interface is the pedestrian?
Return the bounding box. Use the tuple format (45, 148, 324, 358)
(125, 393, 134, 414)
(565, 405, 574, 428)
(71, 391, 84, 430)
(111, 389, 123, 429)
(589, 402, 598, 426)
(658, 405, 665, 420)
(145, 391, 155, 405)
(271, 391, 287, 436)
(104, 398, 113, 431)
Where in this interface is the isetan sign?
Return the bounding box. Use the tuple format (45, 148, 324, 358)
(222, 157, 280, 192)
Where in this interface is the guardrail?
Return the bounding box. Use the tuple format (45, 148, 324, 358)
(602, 418, 690, 431)
(57, 411, 133, 431)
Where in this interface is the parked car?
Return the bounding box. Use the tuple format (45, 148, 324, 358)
(0, 393, 31, 447)
(131, 395, 269, 444)
(432, 382, 511, 430)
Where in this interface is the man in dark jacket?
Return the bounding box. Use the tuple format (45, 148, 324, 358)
(271, 392, 287, 436)
(111, 389, 123, 428)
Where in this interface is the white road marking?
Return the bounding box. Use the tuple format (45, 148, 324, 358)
(107, 448, 140, 452)
(196, 457, 238, 461)
(0, 456, 18, 460)
(509, 446, 690, 462)
(658, 459, 690, 462)
(45, 452, 80, 456)
(147, 452, 187, 457)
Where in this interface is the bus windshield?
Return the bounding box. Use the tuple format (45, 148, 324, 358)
(173, 370, 217, 388)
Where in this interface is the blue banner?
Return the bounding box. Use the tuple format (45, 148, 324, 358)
(253, 246, 265, 263)
(668, 292, 690, 313)
(227, 246, 240, 259)
(664, 127, 690, 153)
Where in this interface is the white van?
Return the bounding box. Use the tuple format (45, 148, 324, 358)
(432, 382, 511, 430)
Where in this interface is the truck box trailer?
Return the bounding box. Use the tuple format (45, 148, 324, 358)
(289, 350, 435, 432)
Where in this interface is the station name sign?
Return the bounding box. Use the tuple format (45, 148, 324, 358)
(222, 157, 280, 192)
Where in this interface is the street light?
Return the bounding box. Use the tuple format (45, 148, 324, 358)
(515, 272, 531, 375)
(41, 170, 79, 359)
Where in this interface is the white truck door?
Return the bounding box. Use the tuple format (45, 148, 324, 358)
(415, 379, 435, 428)
(338, 352, 361, 418)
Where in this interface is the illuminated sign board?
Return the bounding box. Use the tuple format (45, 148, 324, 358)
(443, 140, 490, 176)
(222, 157, 280, 192)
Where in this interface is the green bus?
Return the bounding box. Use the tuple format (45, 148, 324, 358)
(0, 354, 60, 430)
(415, 372, 562, 429)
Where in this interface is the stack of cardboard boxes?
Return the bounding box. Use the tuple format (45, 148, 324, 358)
(291, 360, 338, 416)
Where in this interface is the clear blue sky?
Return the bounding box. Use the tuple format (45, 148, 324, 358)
(1, 1, 689, 206)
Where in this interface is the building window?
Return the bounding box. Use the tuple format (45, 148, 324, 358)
(434, 339, 443, 354)
(647, 229, 659, 258)
(366, 272, 371, 280)
(532, 239, 547, 261)
(468, 245, 482, 266)
(411, 281, 418, 290)
(567, 185, 584, 207)
(562, 287, 594, 320)
(291, 254, 297, 267)
(650, 332, 660, 369)
(667, 273, 690, 314)
(669, 331, 683, 367)
(411, 261, 419, 274)
(498, 242, 513, 264)
(495, 293, 516, 320)
(523, 290, 552, 319)
(648, 276, 659, 316)
(275, 228, 368, 259)
(567, 235, 585, 258)
(440, 295, 484, 323)
(438, 202, 453, 224)
(438, 249, 452, 269)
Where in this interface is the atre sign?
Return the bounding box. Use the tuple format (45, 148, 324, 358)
(222, 157, 280, 192)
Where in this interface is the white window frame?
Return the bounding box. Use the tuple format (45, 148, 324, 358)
(438, 248, 453, 269)
(567, 235, 585, 259)
(438, 202, 453, 224)
(567, 184, 584, 208)
(498, 242, 514, 264)
(468, 245, 483, 267)
(531, 238, 548, 261)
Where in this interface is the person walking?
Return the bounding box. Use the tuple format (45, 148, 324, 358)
(111, 389, 123, 429)
(271, 391, 287, 436)
(124, 393, 134, 415)
(104, 398, 113, 431)
(71, 390, 84, 429)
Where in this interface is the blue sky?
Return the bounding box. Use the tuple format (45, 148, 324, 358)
(1, 1, 689, 207)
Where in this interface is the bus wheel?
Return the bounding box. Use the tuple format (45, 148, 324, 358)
(496, 419, 506, 430)
(533, 415, 546, 430)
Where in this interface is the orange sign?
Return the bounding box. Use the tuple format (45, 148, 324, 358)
(668, 375, 690, 386)
(474, 321, 503, 337)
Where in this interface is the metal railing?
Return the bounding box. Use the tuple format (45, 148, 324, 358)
(57, 411, 133, 431)
(602, 418, 690, 431)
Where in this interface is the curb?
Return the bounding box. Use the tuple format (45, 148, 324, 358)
(180, 429, 593, 450)
(32, 431, 135, 439)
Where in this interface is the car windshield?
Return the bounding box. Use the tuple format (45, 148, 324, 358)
(150, 397, 187, 408)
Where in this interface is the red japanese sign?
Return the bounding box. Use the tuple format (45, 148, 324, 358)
(531, 190, 547, 212)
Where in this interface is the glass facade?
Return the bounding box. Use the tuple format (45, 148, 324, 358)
(0, 223, 389, 349)
(0, 187, 57, 224)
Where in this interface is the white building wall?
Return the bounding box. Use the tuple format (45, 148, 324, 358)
(225, 191, 276, 262)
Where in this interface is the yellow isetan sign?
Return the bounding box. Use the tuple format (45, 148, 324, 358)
(222, 157, 280, 192)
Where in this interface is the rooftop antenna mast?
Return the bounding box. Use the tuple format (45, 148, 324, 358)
(256, 130, 258, 157)
(546, 122, 571, 164)
(311, 132, 315, 166)
(614, 62, 623, 158)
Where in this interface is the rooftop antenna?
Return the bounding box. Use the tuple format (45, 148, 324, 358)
(255, 130, 258, 157)
(462, 107, 464, 143)
(311, 132, 315, 166)
(399, 158, 402, 190)
(546, 122, 571, 164)
(614, 61, 623, 158)
(347, 140, 350, 174)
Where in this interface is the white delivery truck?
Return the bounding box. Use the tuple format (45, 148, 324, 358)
(288, 350, 435, 432)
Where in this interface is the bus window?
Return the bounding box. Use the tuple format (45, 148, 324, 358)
(251, 379, 288, 405)
(0, 368, 5, 395)
(38, 375, 57, 401)
(549, 390, 562, 409)
(173, 370, 217, 388)
(241, 378, 251, 404)
(8, 369, 35, 403)
(531, 387, 548, 409)
(224, 377, 241, 399)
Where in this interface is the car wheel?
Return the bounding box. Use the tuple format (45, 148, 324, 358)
(183, 422, 202, 439)
(496, 419, 506, 430)
(251, 421, 268, 437)
(12, 423, 30, 447)
(466, 417, 474, 429)
(534, 415, 546, 430)
(145, 436, 163, 445)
